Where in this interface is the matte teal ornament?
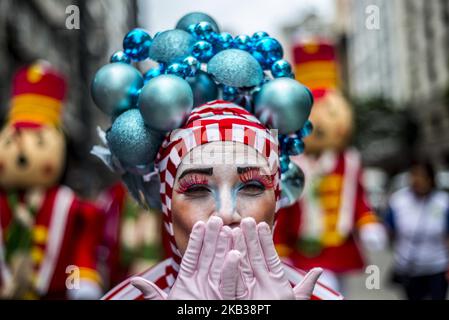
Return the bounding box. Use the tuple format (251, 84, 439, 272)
(207, 49, 263, 88)
(187, 71, 219, 107)
(176, 12, 219, 33)
(138, 75, 193, 131)
(149, 29, 194, 64)
(106, 109, 162, 167)
(91, 63, 144, 116)
(254, 78, 313, 134)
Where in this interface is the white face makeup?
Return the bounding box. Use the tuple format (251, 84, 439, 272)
(171, 141, 276, 255)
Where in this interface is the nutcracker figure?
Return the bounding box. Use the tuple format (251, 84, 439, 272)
(0, 61, 103, 299)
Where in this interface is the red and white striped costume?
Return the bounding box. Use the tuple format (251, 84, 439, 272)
(102, 100, 343, 300)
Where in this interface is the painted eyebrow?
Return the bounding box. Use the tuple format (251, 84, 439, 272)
(178, 168, 213, 180)
(237, 166, 262, 174)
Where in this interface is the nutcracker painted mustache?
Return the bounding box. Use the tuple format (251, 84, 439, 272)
(92, 12, 342, 300)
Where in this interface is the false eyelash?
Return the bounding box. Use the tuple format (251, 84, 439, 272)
(239, 168, 275, 189)
(176, 174, 209, 194)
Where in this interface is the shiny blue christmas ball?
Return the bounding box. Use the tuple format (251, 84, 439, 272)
(214, 32, 233, 51)
(166, 63, 189, 78)
(299, 120, 314, 138)
(138, 75, 193, 131)
(222, 85, 238, 101)
(192, 40, 214, 62)
(233, 35, 253, 51)
(106, 109, 162, 167)
(279, 154, 290, 174)
(149, 29, 194, 64)
(207, 49, 264, 88)
(123, 28, 152, 61)
(110, 51, 131, 64)
(271, 59, 293, 78)
(252, 31, 269, 44)
(287, 137, 305, 155)
(252, 37, 283, 69)
(91, 63, 144, 116)
(176, 12, 220, 33)
(254, 78, 313, 134)
(187, 71, 219, 107)
(144, 67, 163, 83)
(192, 21, 216, 41)
(183, 56, 200, 77)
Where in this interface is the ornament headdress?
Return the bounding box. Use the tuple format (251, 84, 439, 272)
(91, 12, 314, 210)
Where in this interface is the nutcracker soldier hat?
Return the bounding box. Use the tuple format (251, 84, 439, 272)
(91, 12, 315, 210)
(7, 61, 67, 129)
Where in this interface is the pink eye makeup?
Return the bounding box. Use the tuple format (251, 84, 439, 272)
(176, 174, 210, 194)
(238, 167, 275, 189)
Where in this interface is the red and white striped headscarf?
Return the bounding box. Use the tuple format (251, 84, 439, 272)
(102, 100, 343, 300)
(155, 100, 281, 267)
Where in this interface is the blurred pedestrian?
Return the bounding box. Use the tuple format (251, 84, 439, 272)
(386, 161, 449, 300)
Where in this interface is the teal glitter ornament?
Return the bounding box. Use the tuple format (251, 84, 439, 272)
(176, 12, 219, 33)
(123, 28, 152, 61)
(183, 56, 200, 77)
(252, 37, 283, 69)
(187, 71, 219, 107)
(166, 63, 189, 78)
(281, 161, 305, 206)
(207, 49, 264, 88)
(138, 75, 193, 131)
(192, 40, 214, 62)
(233, 35, 252, 51)
(106, 109, 162, 167)
(91, 63, 144, 116)
(271, 59, 293, 78)
(110, 51, 131, 64)
(192, 22, 216, 41)
(254, 78, 313, 134)
(149, 29, 194, 64)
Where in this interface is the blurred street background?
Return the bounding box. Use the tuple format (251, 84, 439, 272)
(1, 0, 449, 300)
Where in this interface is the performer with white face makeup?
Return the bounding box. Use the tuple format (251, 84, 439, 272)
(91, 12, 343, 300)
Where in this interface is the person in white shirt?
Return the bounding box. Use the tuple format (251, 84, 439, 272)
(385, 161, 449, 300)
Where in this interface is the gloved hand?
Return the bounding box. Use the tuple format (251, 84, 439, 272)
(232, 217, 323, 300)
(359, 222, 387, 252)
(131, 216, 242, 300)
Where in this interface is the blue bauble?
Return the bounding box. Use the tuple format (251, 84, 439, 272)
(176, 12, 220, 33)
(207, 49, 263, 88)
(281, 161, 305, 206)
(279, 154, 290, 174)
(287, 137, 305, 156)
(149, 29, 194, 64)
(252, 37, 283, 69)
(192, 40, 214, 62)
(193, 21, 216, 41)
(183, 56, 200, 77)
(91, 63, 144, 116)
(123, 28, 152, 61)
(252, 31, 269, 44)
(110, 50, 131, 64)
(299, 120, 314, 138)
(271, 59, 293, 78)
(233, 35, 253, 51)
(106, 109, 162, 167)
(222, 85, 238, 101)
(254, 78, 313, 134)
(187, 71, 219, 107)
(166, 63, 189, 78)
(144, 67, 163, 83)
(138, 75, 193, 131)
(214, 32, 233, 51)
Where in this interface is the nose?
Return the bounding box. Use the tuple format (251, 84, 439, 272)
(213, 190, 241, 227)
(17, 154, 28, 168)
